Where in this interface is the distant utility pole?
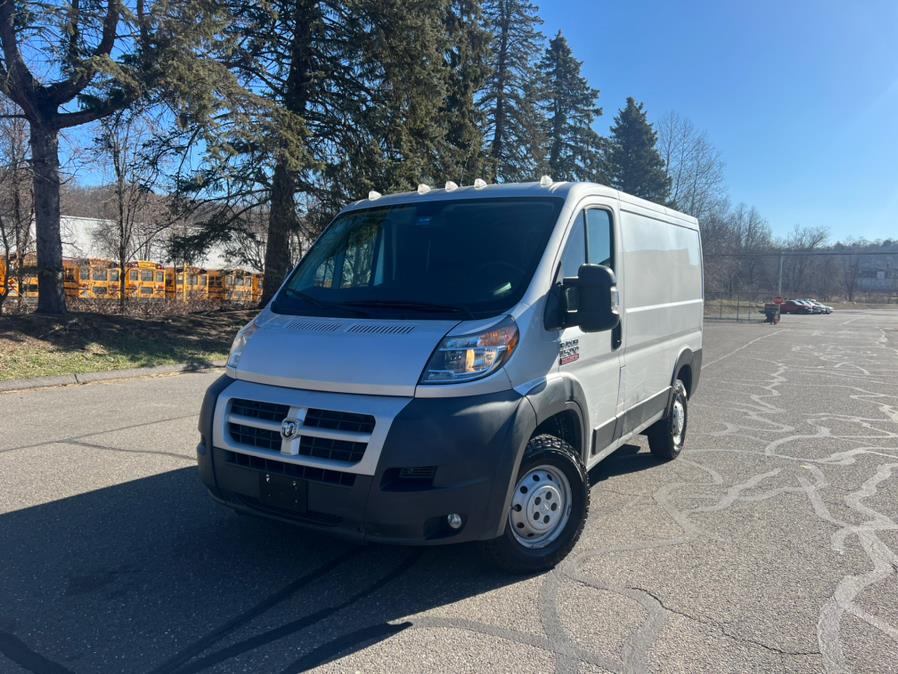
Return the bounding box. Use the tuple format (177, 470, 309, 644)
(778, 253, 784, 296)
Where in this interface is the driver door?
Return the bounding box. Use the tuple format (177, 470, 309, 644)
(555, 206, 623, 458)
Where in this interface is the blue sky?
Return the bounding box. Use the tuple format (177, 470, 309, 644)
(539, 0, 898, 242)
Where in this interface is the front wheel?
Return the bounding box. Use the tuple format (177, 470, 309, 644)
(481, 434, 589, 574)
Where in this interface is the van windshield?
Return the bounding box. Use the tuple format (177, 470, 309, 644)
(272, 197, 563, 319)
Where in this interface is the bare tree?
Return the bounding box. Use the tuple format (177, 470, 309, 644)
(92, 110, 164, 311)
(0, 1, 232, 314)
(0, 97, 33, 313)
(783, 225, 829, 294)
(657, 112, 727, 220)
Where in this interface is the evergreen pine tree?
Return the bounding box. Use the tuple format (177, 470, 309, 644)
(166, 0, 453, 303)
(535, 32, 603, 182)
(441, 0, 491, 183)
(607, 97, 671, 202)
(480, 0, 545, 182)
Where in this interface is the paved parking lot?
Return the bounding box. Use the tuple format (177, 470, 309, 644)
(2, 310, 897, 673)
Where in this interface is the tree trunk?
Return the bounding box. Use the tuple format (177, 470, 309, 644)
(488, 14, 510, 183)
(259, 0, 316, 307)
(261, 157, 296, 305)
(119, 260, 126, 313)
(30, 123, 67, 314)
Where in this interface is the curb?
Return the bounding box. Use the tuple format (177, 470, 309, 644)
(0, 360, 227, 393)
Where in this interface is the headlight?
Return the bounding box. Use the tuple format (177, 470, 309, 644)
(420, 316, 519, 384)
(227, 319, 259, 368)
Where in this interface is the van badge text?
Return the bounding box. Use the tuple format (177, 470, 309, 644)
(559, 339, 580, 366)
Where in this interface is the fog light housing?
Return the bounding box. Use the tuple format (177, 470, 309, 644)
(446, 513, 463, 530)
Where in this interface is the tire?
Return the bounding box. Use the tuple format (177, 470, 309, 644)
(647, 379, 688, 460)
(481, 434, 589, 574)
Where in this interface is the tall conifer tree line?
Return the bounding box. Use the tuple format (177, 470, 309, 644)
(0, 0, 678, 311)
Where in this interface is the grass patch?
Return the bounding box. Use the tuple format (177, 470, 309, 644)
(0, 310, 255, 382)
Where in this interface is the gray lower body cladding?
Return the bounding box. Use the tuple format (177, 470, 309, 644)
(197, 376, 536, 545)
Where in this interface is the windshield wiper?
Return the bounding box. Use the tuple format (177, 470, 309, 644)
(282, 288, 370, 316)
(338, 299, 475, 319)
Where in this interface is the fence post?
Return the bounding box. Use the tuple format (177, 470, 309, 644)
(719, 296, 723, 319)
(736, 295, 740, 321)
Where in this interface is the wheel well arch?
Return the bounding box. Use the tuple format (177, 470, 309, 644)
(532, 408, 583, 458)
(676, 362, 693, 398)
(671, 347, 702, 399)
(523, 375, 590, 463)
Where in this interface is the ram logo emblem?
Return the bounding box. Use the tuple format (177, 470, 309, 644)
(281, 419, 298, 439)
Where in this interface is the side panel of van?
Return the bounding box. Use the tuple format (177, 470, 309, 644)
(619, 208, 702, 417)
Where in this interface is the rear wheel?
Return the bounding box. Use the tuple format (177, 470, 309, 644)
(647, 379, 688, 460)
(481, 434, 589, 574)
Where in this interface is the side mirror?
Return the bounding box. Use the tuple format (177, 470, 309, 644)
(561, 264, 620, 332)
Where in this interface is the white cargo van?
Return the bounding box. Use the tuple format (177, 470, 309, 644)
(197, 180, 703, 572)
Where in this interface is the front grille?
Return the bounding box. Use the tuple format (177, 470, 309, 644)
(225, 398, 374, 467)
(304, 409, 376, 434)
(299, 436, 366, 463)
(229, 423, 280, 451)
(224, 450, 356, 487)
(231, 399, 289, 422)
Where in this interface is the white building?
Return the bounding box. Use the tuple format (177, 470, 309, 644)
(54, 215, 238, 269)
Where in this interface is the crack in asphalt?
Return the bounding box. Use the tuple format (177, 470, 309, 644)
(66, 439, 194, 463)
(626, 586, 821, 658)
(0, 413, 199, 455)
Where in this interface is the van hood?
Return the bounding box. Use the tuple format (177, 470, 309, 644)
(229, 314, 460, 397)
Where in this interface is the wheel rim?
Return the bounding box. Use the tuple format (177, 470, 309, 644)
(508, 465, 572, 549)
(672, 399, 685, 445)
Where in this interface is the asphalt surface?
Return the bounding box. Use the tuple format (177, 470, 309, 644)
(1, 310, 897, 673)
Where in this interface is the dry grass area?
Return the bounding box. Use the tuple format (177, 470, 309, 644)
(0, 310, 255, 381)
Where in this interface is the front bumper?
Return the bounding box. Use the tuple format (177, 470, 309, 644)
(197, 377, 536, 545)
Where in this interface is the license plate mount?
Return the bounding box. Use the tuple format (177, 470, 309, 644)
(259, 472, 308, 514)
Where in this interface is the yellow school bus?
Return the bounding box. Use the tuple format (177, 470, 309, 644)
(164, 266, 211, 300)
(251, 273, 263, 304)
(6, 253, 40, 299)
(78, 259, 115, 299)
(125, 261, 166, 300)
(63, 258, 82, 298)
(221, 270, 256, 303)
(207, 270, 225, 301)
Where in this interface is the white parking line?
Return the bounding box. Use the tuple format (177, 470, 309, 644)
(702, 330, 784, 368)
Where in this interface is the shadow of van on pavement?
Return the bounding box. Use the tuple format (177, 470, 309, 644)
(0, 467, 522, 673)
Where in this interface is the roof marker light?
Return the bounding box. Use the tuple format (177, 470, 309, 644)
(445, 181, 459, 192)
(539, 175, 553, 187)
(473, 178, 487, 190)
(417, 183, 431, 195)
(368, 190, 382, 200)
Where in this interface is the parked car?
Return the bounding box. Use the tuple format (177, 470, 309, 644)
(779, 299, 812, 314)
(198, 180, 704, 572)
(803, 299, 833, 314)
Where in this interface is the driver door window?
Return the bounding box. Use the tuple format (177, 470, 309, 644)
(556, 212, 586, 282)
(586, 209, 614, 268)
